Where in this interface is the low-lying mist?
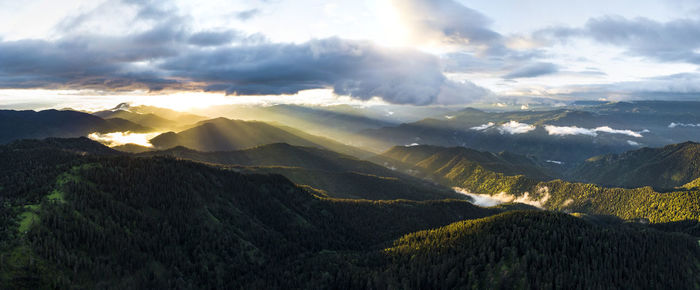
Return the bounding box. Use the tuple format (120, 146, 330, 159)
(88, 131, 162, 147)
(454, 187, 550, 208)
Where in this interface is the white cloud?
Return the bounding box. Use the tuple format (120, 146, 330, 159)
(627, 140, 641, 146)
(88, 131, 161, 147)
(669, 122, 700, 128)
(470, 121, 494, 130)
(498, 121, 535, 134)
(595, 126, 643, 138)
(454, 187, 550, 208)
(544, 125, 597, 137)
(544, 125, 646, 138)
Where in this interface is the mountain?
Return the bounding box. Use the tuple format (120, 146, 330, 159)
(378, 211, 700, 289)
(127, 104, 207, 125)
(191, 104, 397, 150)
(93, 109, 175, 130)
(0, 138, 499, 288)
(93, 103, 207, 130)
(112, 143, 155, 153)
(1, 138, 698, 288)
(361, 102, 700, 164)
(570, 142, 700, 190)
(138, 143, 460, 200)
(374, 145, 553, 181)
(376, 144, 700, 224)
(149, 117, 373, 158)
(0, 109, 151, 144)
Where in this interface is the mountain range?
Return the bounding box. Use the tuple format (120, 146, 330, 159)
(1, 138, 698, 288)
(0, 109, 150, 144)
(1, 101, 699, 288)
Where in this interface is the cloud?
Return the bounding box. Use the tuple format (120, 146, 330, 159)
(391, 0, 504, 54)
(537, 15, 700, 64)
(669, 122, 700, 128)
(497, 121, 535, 134)
(470, 122, 494, 131)
(235, 9, 260, 21)
(544, 125, 646, 138)
(163, 38, 490, 105)
(88, 131, 162, 147)
(503, 62, 559, 79)
(543, 125, 598, 137)
(454, 187, 550, 208)
(627, 140, 641, 146)
(536, 72, 700, 101)
(0, 0, 491, 106)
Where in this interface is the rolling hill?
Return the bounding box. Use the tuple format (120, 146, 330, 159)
(376, 143, 700, 224)
(0, 109, 151, 144)
(569, 141, 700, 190)
(0, 137, 499, 288)
(374, 144, 553, 181)
(1, 138, 698, 288)
(138, 143, 460, 200)
(361, 102, 700, 164)
(378, 211, 700, 289)
(149, 117, 373, 158)
(93, 103, 207, 130)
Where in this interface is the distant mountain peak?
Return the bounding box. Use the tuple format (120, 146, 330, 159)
(112, 102, 131, 111)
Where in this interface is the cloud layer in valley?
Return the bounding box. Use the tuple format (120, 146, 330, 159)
(497, 121, 536, 135)
(544, 125, 647, 138)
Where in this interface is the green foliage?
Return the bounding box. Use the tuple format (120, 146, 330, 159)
(140, 143, 460, 200)
(382, 144, 700, 223)
(571, 141, 700, 190)
(1, 138, 699, 289)
(380, 211, 700, 289)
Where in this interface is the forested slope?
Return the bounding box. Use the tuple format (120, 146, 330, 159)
(1, 138, 698, 289)
(378, 144, 700, 223)
(139, 143, 459, 200)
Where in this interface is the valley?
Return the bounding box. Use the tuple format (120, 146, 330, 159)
(0, 100, 699, 288)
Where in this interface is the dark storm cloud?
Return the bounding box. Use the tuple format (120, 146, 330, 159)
(0, 0, 490, 106)
(162, 38, 490, 105)
(503, 62, 559, 79)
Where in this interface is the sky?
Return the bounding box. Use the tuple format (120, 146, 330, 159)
(1, 0, 699, 110)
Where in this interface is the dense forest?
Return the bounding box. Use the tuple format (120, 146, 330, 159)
(0, 138, 698, 288)
(138, 143, 460, 200)
(380, 144, 700, 224)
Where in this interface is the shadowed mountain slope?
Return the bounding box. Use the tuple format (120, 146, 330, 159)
(149, 117, 373, 158)
(0, 109, 151, 144)
(139, 143, 459, 200)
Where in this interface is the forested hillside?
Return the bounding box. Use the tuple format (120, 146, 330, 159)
(139, 143, 459, 200)
(378, 144, 700, 223)
(570, 141, 700, 190)
(1, 138, 698, 288)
